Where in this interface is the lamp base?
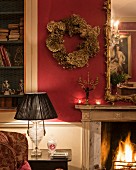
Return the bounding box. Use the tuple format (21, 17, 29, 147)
(31, 148, 42, 157)
(29, 121, 45, 157)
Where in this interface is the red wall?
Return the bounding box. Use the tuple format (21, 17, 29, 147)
(38, 0, 106, 122)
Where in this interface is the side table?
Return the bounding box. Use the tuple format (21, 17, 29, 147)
(28, 149, 72, 170)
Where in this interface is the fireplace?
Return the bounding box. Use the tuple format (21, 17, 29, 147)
(75, 105, 136, 170)
(102, 122, 136, 169)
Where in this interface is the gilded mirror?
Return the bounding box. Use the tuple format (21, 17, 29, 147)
(105, 0, 136, 104)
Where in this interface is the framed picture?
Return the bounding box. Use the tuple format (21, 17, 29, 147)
(119, 33, 131, 76)
(110, 33, 131, 77)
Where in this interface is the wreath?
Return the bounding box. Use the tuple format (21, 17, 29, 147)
(46, 14, 100, 69)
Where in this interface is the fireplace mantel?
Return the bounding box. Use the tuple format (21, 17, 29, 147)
(75, 104, 136, 122)
(75, 105, 136, 170)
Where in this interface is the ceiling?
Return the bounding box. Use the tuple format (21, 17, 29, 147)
(111, 0, 136, 21)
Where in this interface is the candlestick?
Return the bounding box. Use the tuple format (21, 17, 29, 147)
(78, 72, 99, 104)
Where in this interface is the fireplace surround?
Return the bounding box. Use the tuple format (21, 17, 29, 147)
(75, 104, 136, 170)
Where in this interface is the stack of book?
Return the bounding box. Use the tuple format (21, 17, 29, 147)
(0, 17, 24, 42)
(8, 23, 20, 41)
(0, 28, 9, 41)
(50, 151, 69, 159)
(0, 45, 11, 66)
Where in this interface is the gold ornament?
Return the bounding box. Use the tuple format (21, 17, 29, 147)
(46, 14, 100, 69)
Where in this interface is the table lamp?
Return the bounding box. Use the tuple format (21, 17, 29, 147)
(14, 92, 58, 156)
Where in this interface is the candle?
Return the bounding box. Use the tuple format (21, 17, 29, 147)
(95, 99, 101, 105)
(77, 99, 82, 104)
(111, 19, 114, 28)
(114, 20, 119, 31)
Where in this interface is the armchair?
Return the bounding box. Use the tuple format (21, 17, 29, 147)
(0, 131, 30, 170)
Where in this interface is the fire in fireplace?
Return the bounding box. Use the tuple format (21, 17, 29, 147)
(102, 122, 136, 170)
(113, 132, 136, 169)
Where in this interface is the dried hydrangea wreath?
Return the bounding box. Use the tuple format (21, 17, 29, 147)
(46, 14, 100, 69)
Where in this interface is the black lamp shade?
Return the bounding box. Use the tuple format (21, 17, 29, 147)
(14, 92, 58, 120)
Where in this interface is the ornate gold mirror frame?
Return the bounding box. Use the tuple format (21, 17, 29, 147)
(104, 0, 136, 105)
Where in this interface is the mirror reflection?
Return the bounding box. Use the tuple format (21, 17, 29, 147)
(105, 0, 136, 104)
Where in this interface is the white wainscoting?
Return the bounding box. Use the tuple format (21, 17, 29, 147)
(0, 111, 82, 170)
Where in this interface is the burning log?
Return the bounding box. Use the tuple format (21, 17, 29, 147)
(113, 160, 136, 169)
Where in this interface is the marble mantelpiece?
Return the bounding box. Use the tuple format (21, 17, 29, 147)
(75, 105, 136, 170)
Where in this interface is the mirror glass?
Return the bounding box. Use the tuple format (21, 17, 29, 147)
(105, 0, 136, 104)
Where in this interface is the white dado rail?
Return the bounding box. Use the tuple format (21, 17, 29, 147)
(75, 104, 136, 170)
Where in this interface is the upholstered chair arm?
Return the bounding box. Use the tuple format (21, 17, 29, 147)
(0, 142, 17, 170)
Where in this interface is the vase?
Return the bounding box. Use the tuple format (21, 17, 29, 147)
(47, 138, 57, 154)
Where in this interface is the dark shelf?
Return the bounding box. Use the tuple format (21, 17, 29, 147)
(0, 66, 23, 69)
(0, 95, 23, 98)
(0, 11, 23, 15)
(0, 40, 23, 44)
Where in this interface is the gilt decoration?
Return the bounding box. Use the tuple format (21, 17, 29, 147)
(104, 0, 136, 104)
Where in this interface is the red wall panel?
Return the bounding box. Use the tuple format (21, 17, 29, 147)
(38, 0, 106, 122)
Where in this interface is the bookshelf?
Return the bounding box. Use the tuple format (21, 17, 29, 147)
(0, 0, 24, 109)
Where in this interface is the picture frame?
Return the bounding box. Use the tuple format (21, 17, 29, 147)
(110, 33, 132, 77)
(119, 33, 131, 77)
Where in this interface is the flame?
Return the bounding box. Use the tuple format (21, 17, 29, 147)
(114, 132, 136, 169)
(101, 125, 110, 167)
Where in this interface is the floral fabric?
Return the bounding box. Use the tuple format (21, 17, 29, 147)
(0, 132, 9, 143)
(0, 131, 28, 170)
(0, 142, 17, 170)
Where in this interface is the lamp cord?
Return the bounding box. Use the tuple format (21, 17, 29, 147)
(27, 120, 29, 136)
(43, 120, 46, 135)
(36, 121, 38, 158)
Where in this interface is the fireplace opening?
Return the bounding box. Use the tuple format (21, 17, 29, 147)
(101, 122, 136, 170)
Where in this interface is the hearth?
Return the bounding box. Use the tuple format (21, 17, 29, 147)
(75, 105, 136, 170)
(102, 122, 136, 170)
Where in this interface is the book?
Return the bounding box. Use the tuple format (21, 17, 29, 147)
(8, 23, 19, 26)
(0, 32, 9, 36)
(20, 17, 24, 26)
(0, 35, 7, 39)
(50, 152, 69, 159)
(20, 35, 24, 40)
(8, 24, 19, 29)
(9, 32, 19, 35)
(9, 34, 20, 38)
(0, 51, 4, 66)
(10, 29, 19, 33)
(20, 27, 24, 30)
(0, 46, 11, 66)
(8, 38, 19, 41)
(0, 38, 8, 41)
(20, 30, 24, 35)
(0, 29, 9, 33)
(19, 22, 24, 26)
